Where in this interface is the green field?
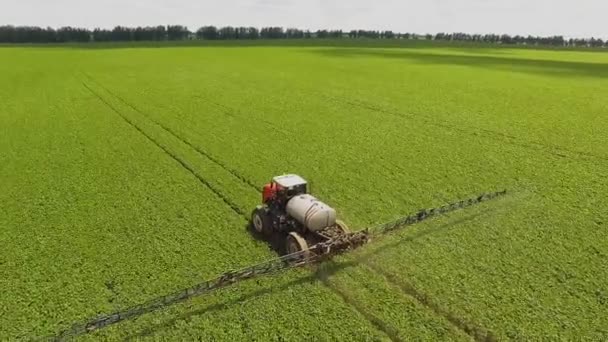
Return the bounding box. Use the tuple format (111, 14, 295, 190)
(1, 41, 607, 340)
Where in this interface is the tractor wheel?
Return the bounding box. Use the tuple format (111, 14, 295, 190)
(286, 232, 310, 260)
(251, 206, 270, 235)
(335, 219, 351, 234)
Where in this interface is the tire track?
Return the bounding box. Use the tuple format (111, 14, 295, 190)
(146, 75, 410, 179)
(82, 75, 500, 340)
(83, 76, 387, 333)
(365, 262, 497, 342)
(82, 81, 247, 219)
(346, 208, 507, 342)
(193, 89, 411, 178)
(204, 91, 412, 179)
(198, 73, 569, 161)
(176, 72, 605, 164)
(316, 266, 402, 342)
(82, 74, 259, 192)
(328, 94, 608, 163)
(193, 94, 293, 137)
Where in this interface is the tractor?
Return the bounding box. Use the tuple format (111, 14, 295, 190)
(251, 174, 350, 257)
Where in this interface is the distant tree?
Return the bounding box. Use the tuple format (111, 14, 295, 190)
(91, 28, 110, 42)
(131, 26, 167, 41)
(234, 27, 245, 39)
(0, 25, 92, 43)
(512, 35, 524, 44)
(197, 26, 218, 40)
(500, 34, 514, 44)
(453, 32, 471, 41)
(578, 38, 589, 47)
(329, 30, 343, 38)
(590, 37, 604, 47)
(54, 27, 90, 42)
(0, 26, 51, 43)
(0, 24, 605, 47)
(285, 28, 304, 39)
(155, 26, 167, 40)
(316, 30, 328, 38)
(0, 26, 11, 42)
(111, 26, 132, 41)
(247, 27, 260, 39)
(354, 30, 380, 39)
(133, 27, 160, 41)
(167, 25, 189, 40)
(260, 27, 284, 39)
(552, 36, 565, 46)
(219, 26, 236, 39)
(381, 30, 396, 39)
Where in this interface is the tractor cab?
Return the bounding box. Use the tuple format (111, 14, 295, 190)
(263, 174, 307, 204)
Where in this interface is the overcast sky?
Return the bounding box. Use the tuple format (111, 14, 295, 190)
(2, 0, 607, 39)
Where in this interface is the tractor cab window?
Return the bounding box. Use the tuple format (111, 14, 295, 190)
(289, 183, 307, 196)
(298, 183, 307, 194)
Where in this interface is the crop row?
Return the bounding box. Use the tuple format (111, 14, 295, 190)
(84, 45, 607, 339)
(79, 70, 497, 341)
(73, 77, 416, 340)
(2, 44, 607, 340)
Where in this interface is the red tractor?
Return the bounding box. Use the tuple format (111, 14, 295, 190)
(251, 174, 350, 256)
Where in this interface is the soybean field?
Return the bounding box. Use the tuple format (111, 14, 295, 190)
(1, 41, 607, 340)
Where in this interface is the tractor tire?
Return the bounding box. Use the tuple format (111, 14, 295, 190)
(286, 232, 310, 260)
(251, 205, 270, 235)
(335, 219, 351, 234)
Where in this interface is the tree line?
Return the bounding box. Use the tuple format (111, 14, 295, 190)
(431, 32, 605, 48)
(0, 25, 605, 48)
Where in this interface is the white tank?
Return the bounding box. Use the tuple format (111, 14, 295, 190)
(286, 194, 337, 232)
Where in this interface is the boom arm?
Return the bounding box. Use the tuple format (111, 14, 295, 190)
(54, 189, 507, 340)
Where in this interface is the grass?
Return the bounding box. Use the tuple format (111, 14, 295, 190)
(0, 40, 607, 340)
